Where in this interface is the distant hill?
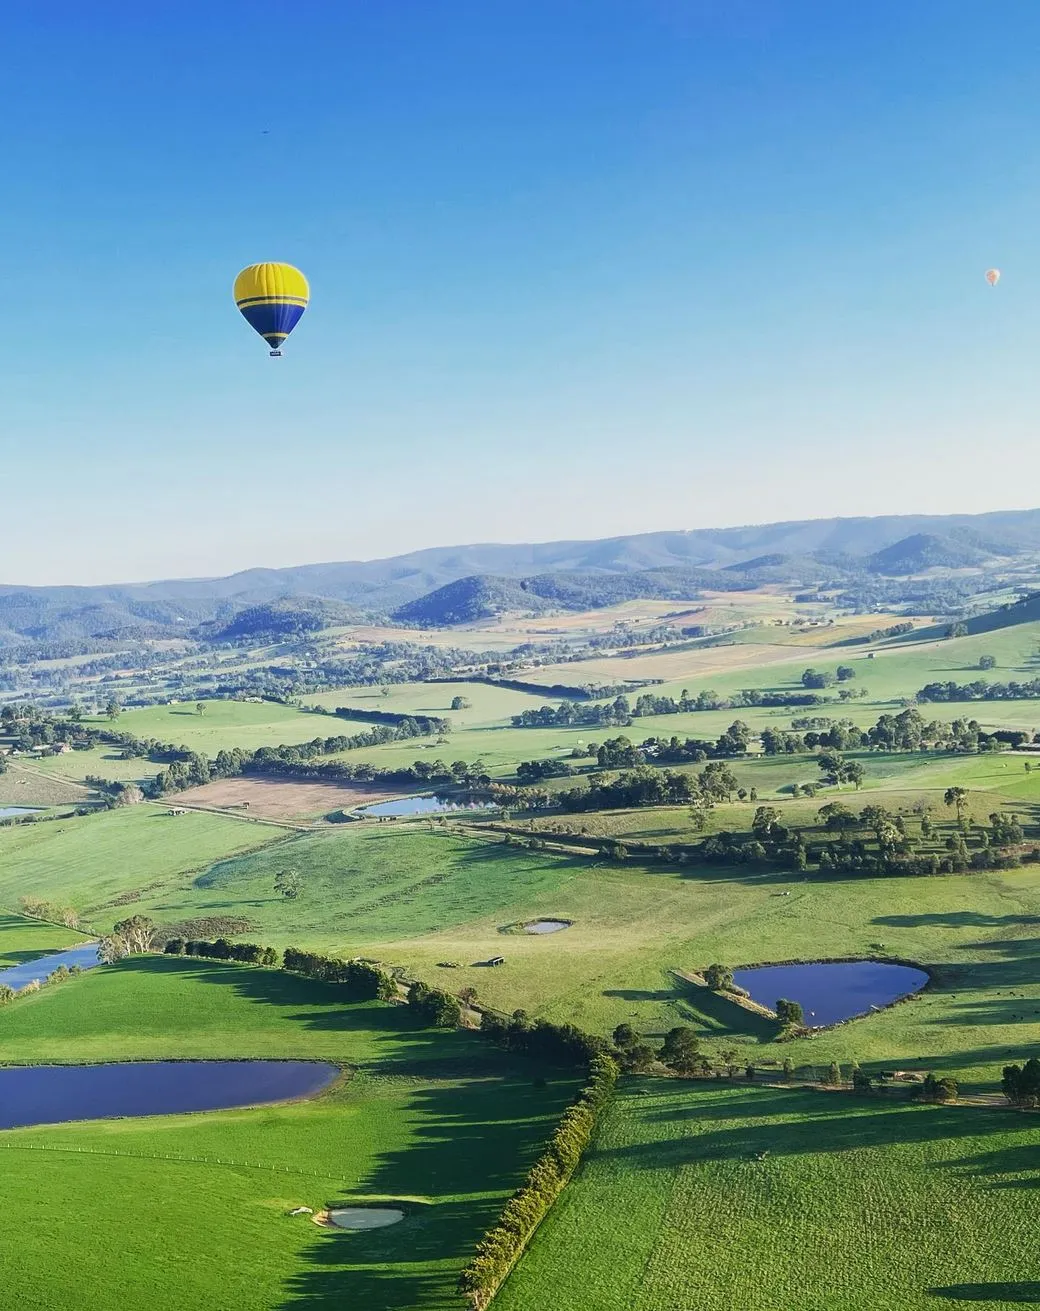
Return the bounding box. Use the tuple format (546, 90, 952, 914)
(393, 576, 558, 625)
(867, 533, 990, 575)
(195, 598, 364, 642)
(3, 505, 1040, 646)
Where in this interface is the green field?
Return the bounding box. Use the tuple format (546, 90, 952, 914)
(0, 805, 284, 921)
(495, 1080, 1040, 1311)
(0, 952, 577, 1310)
(2, 814, 1034, 1091)
(86, 699, 313, 754)
(0, 910, 91, 965)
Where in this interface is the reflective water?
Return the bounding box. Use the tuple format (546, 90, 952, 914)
(0, 943, 101, 991)
(0, 807, 42, 820)
(731, 960, 928, 1027)
(0, 1060, 339, 1130)
(360, 794, 494, 816)
(524, 920, 571, 934)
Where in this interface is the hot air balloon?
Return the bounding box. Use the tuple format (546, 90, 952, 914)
(985, 268, 1000, 287)
(233, 263, 309, 356)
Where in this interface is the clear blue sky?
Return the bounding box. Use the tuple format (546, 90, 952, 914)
(4, 1, 1040, 583)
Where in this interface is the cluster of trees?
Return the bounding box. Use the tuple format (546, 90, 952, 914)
(0, 960, 83, 1007)
(165, 938, 279, 966)
(478, 1010, 606, 1068)
(516, 758, 574, 782)
(762, 708, 1014, 758)
(1002, 1057, 1040, 1106)
(18, 895, 80, 928)
(918, 677, 1040, 703)
(801, 666, 856, 689)
(511, 698, 634, 728)
(281, 946, 398, 1000)
(407, 981, 463, 1027)
(457, 1053, 618, 1310)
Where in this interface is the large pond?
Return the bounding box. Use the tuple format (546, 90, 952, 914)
(0, 1060, 339, 1130)
(0, 943, 101, 991)
(732, 960, 929, 1027)
(359, 794, 495, 817)
(0, 807, 42, 821)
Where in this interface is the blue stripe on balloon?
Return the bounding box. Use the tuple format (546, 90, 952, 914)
(239, 301, 306, 342)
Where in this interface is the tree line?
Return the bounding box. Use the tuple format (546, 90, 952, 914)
(457, 1052, 618, 1310)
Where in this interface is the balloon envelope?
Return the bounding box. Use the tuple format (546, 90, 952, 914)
(985, 268, 1000, 286)
(234, 263, 309, 353)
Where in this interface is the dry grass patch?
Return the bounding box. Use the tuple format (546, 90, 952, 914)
(174, 777, 411, 821)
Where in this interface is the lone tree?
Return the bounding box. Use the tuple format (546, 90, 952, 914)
(450, 695, 471, 711)
(613, 1023, 639, 1051)
(775, 998, 804, 1027)
(704, 963, 733, 991)
(944, 786, 970, 828)
(105, 698, 121, 721)
(978, 654, 997, 670)
(110, 915, 156, 956)
(196, 702, 206, 716)
(274, 869, 300, 900)
(659, 1026, 700, 1075)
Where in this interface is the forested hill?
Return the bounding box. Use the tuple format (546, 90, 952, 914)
(2, 506, 1040, 645)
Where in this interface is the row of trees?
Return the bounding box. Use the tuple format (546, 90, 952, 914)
(918, 677, 1040, 703)
(457, 1053, 618, 1310)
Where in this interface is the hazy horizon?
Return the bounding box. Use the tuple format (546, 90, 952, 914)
(5, 500, 1040, 590)
(5, 2, 1040, 584)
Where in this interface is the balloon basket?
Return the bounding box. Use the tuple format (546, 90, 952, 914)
(269, 349, 282, 357)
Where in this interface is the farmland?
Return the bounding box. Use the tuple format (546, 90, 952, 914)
(0, 948, 577, 1311)
(5, 588, 1040, 1308)
(495, 1081, 1040, 1311)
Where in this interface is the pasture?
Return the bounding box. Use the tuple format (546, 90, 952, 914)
(85, 699, 312, 754)
(496, 1081, 1040, 1311)
(0, 805, 284, 922)
(0, 954, 576, 1311)
(6, 815, 1038, 1090)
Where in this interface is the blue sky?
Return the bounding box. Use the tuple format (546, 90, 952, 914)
(4, 1, 1040, 583)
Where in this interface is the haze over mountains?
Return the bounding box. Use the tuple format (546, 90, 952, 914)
(6, 507, 1040, 646)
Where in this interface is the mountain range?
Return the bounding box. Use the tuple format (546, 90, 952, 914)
(5, 508, 1040, 645)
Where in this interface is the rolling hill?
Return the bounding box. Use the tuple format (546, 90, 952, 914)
(3, 507, 1040, 645)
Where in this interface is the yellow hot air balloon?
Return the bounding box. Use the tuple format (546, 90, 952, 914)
(233, 263, 309, 356)
(985, 268, 1000, 287)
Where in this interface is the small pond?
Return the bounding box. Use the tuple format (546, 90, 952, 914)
(0, 1060, 339, 1130)
(0, 807, 42, 821)
(328, 1208, 404, 1230)
(731, 960, 929, 1027)
(524, 920, 571, 935)
(359, 794, 495, 817)
(0, 943, 101, 991)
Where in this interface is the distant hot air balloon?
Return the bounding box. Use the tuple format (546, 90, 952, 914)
(985, 268, 1000, 287)
(233, 263, 309, 356)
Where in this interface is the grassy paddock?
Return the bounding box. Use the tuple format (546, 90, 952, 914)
(496, 1080, 1040, 1311)
(0, 954, 578, 1311)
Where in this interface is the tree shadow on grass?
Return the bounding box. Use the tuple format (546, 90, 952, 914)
(873, 912, 1040, 930)
(930, 1283, 1040, 1302)
(277, 1073, 577, 1308)
(109, 955, 507, 1074)
(606, 1083, 1033, 1171)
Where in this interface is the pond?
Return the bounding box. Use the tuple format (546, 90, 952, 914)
(0, 807, 42, 821)
(0, 1060, 339, 1130)
(0, 943, 101, 991)
(731, 960, 929, 1027)
(359, 794, 495, 817)
(524, 920, 572, 935)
